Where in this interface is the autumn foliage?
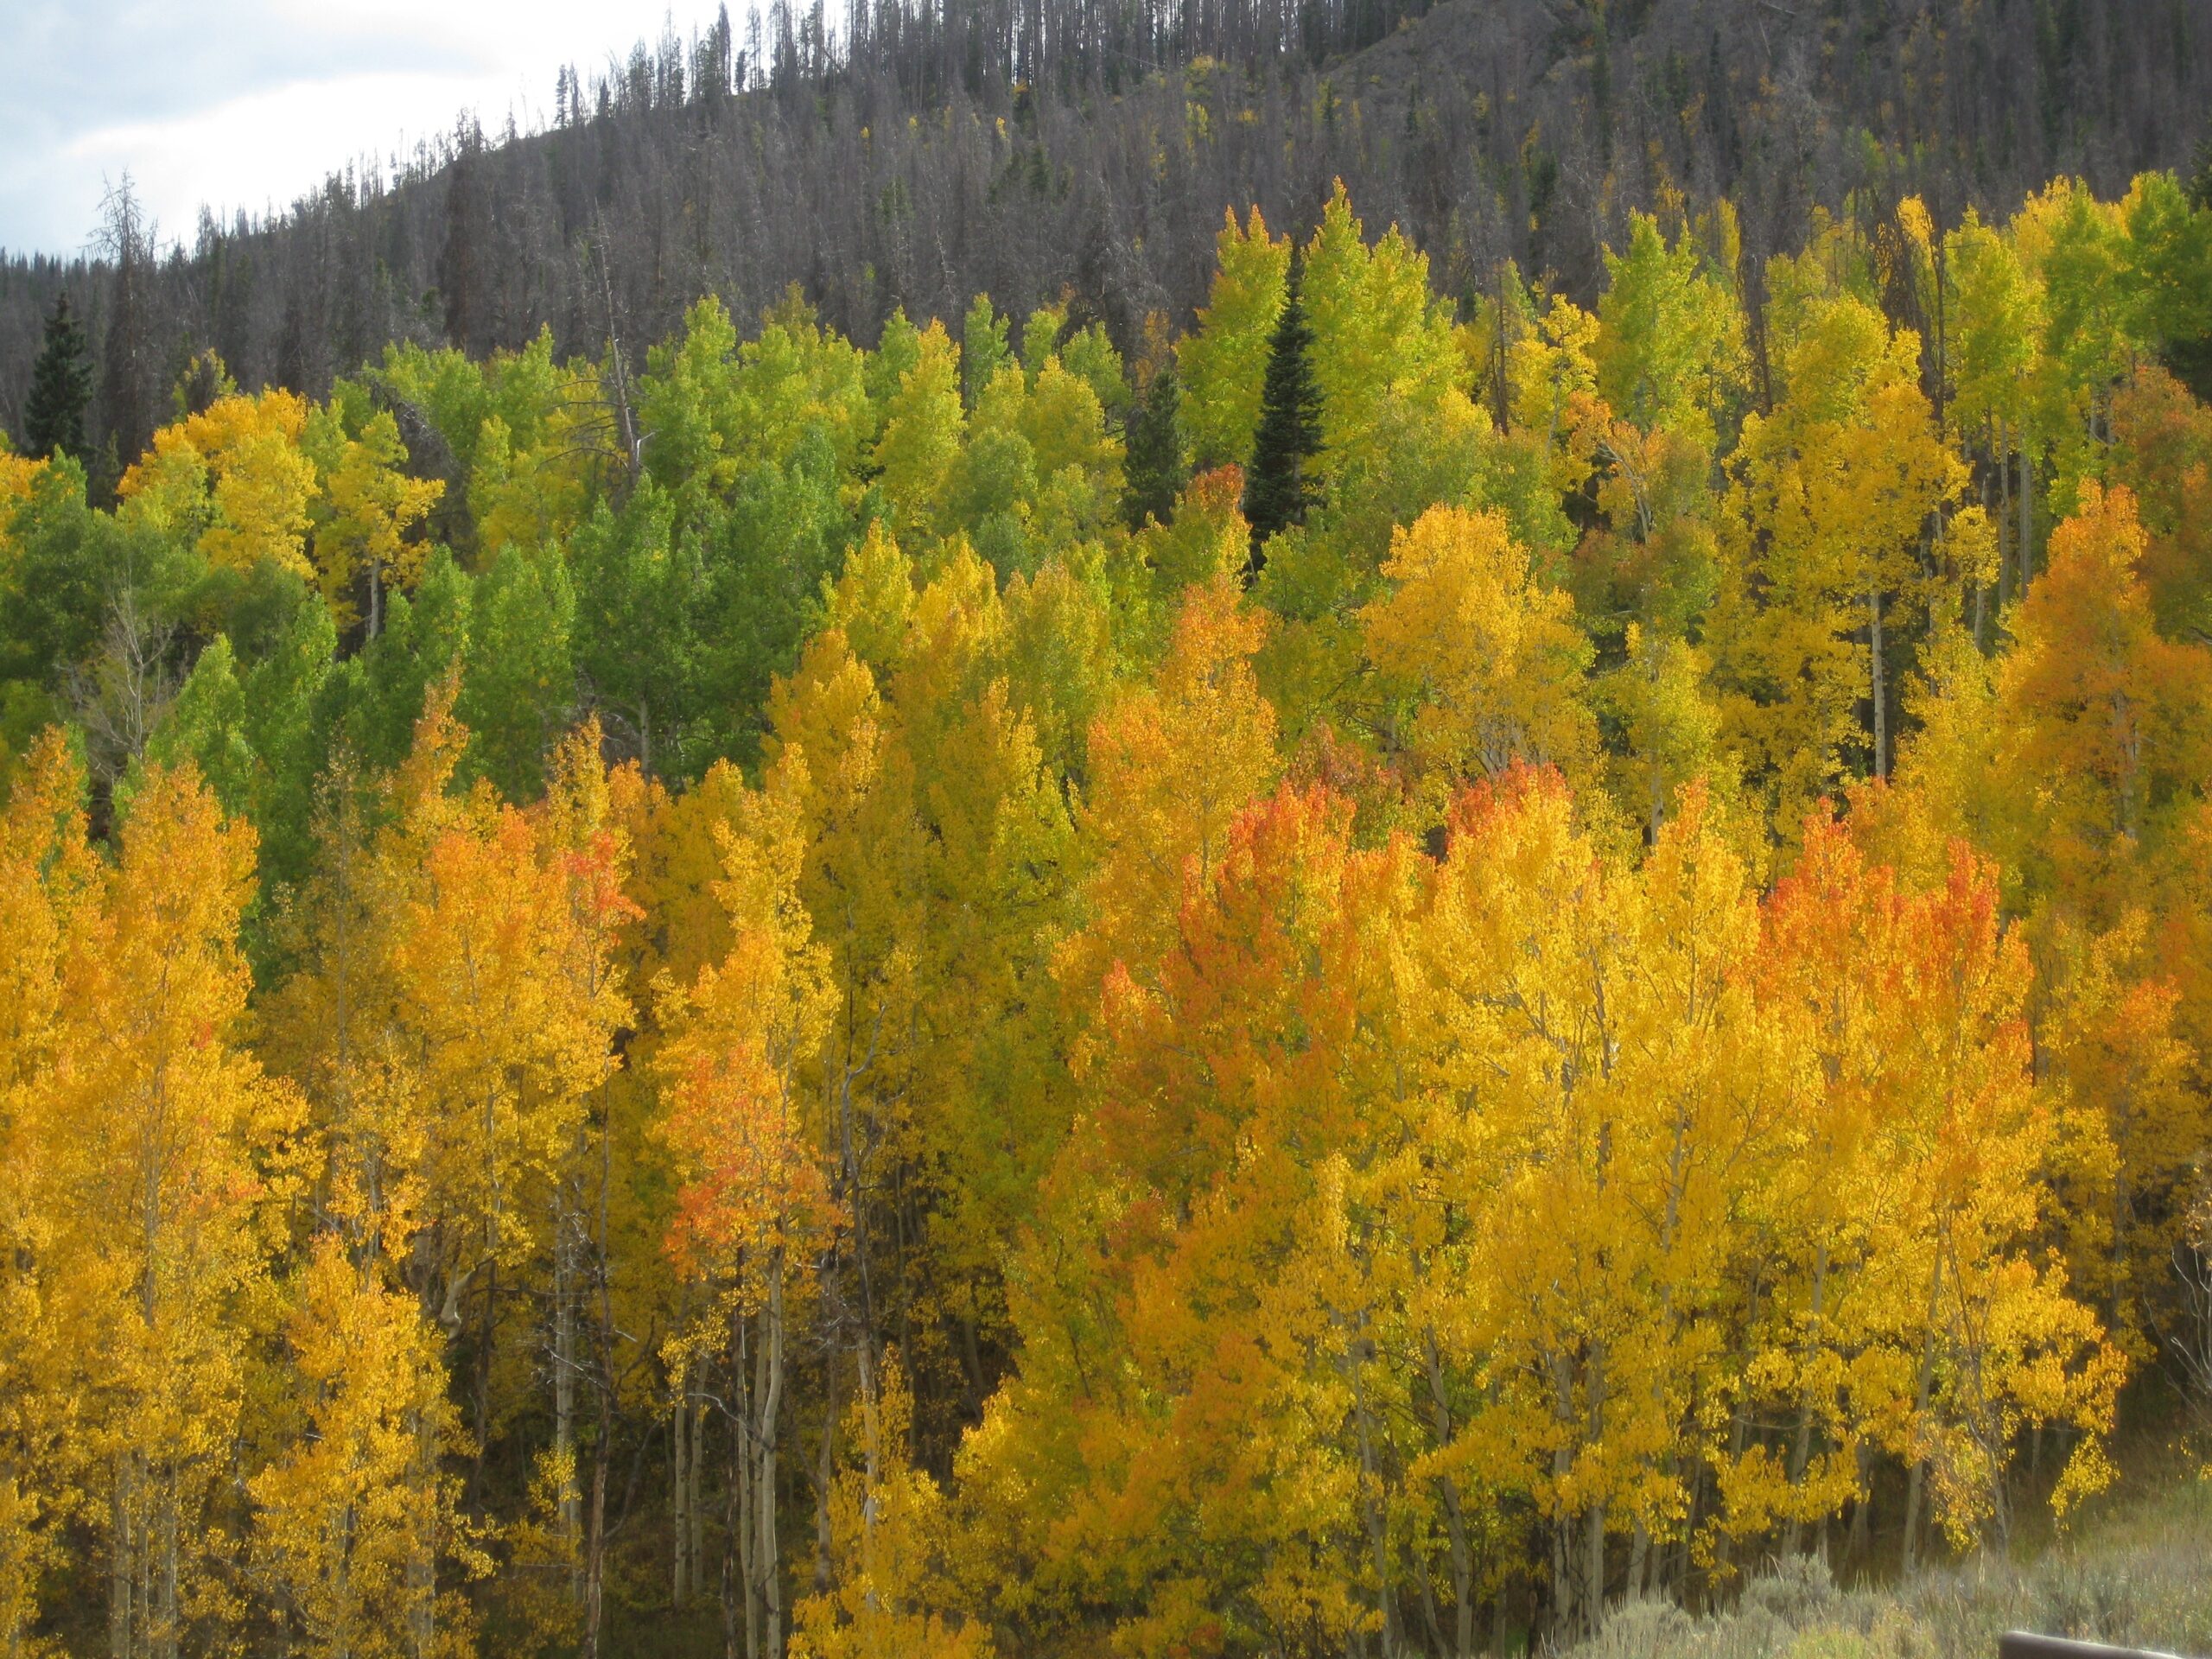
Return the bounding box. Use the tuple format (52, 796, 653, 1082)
(5, 169, 2212, 1659)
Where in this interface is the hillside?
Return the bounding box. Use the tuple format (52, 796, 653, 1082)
(3, 0, 2208, 470)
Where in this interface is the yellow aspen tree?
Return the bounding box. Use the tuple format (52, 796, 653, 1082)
(791, 1355, 992, 1659)
(312, 410, 445, 636)
(0, 734, 99, 1651)
(1055, 574, 1279, 1019)
(248, 1237, 472, 1659)
(1359, 505, 1599, 811)
(1424, 769, 1751, 1654)
(531, 724, 643, 1659)
(872, 321, 964, 550)
(1711, 291, 1967, 826)
(44, 760, 303, 1659)
(118, 389, 319, 580)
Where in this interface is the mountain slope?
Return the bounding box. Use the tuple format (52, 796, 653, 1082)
(3, 0, 2207, 462)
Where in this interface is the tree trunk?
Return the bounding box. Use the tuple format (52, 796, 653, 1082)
(1785, 1243, 1831, 1555)
(1868, 591, 1887, 779)
(1900, 1256, 1944, 1578)
(408, 1408, 438, 1659)
(582, 1425, 611, 1659)
(675, 1382, 692, 1607)
(1582, 1348, 1608, 1641)
(1422, 1334, 1474, 1659)
(753, 1267, 786, 1659)
(1996, 422, 2013, 612)
(109, 1454, 134, 1659)
(556, 1205, 581, 1597)
(1846, 1440, 1872, 1569)
(1351, 1344, 1399, 1659)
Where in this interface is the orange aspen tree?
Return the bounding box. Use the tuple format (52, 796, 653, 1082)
(1763, 820, 2123, 1565)
(658, 751, 836, 1659)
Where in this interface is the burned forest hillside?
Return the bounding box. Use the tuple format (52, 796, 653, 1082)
(3, 0, 2208, 470)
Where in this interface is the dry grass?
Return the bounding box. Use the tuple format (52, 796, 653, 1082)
(1562, 1481, 2212, 1659)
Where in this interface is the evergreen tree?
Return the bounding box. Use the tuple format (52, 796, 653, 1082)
(22, 291, 92, 461)
(1122, 362, 1188, 529)
(1242, 249, 1322, 562)
(2189, 135, 2212, 212)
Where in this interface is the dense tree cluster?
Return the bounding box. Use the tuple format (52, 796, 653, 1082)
(4, 0, 2209, 474)
(3, 167, 2212, 1659)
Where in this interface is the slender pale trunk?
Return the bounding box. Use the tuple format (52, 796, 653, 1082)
(109, 1455, 134, 1659)
(1351, 1343, 1398, 1658)
(1422, 1333, 1475, 1659)
(1868, 591, 1887, 779)
(1996, 421, 2014, 611)
(1583, 1349, 1608, 1640)
(408, 1408, 438, 1659)
(1785, 1243, 1831, 1555)
(2017, 431, 2033, 588)
(1548, 1359, 1573, 1645)
(674, 1380, 692, 1607)
(156, 1496, 177, 1659)
(689, 1399, 706, 1599)
(1899, 1252, 1945, 1577)
(753, 1266, 786, 1659)
(581, 1444, 610, 1659)
(728, 1305, 754, 1659)
(555, 1205, 580, 1595)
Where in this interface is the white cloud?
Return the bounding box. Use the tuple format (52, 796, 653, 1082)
(0, 0, 739, 255)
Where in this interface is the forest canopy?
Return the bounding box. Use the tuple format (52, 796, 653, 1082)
(4, 160, 2212, 1659)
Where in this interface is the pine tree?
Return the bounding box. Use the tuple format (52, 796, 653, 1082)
(2189, 135, 2212, 213)
(22, 291, 92, 461)
(1122, 362, 1187, 529)
(1242, 249, 1322, 563)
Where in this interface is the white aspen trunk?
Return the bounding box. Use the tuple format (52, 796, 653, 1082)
(408, 1407, 437, 1659)
(1869, 589, 1887, 779)
(1421, 1333, 1475, 1659)
(674, 1382, 692, 1607)
(1351, 1345, 1398, 1659)
(732, 1303, 758, 1659)
(689, 1399, 707, 1603)
(1583, 1348, 1608, 1642)
(755, 1267, 786, 1659)
(155, 1483, 177, 1659)
(109, 1456, 133, 1659)
(1785, 1243, 1832, 1555)
(556, 1202, 580, 1599)
(1899, 1255, 1944, 1577)
(1996, 420, 2014, 611)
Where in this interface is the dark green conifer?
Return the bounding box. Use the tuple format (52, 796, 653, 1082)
(22, 290, 93, 461)
(1122, 362, 1189, 529)
(1242, 248, 1322, 563)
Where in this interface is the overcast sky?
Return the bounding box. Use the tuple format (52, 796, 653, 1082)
(0, 0, 736, 257)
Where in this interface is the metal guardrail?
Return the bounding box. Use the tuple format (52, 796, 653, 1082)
(1999, 1634, 2192, 1659)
